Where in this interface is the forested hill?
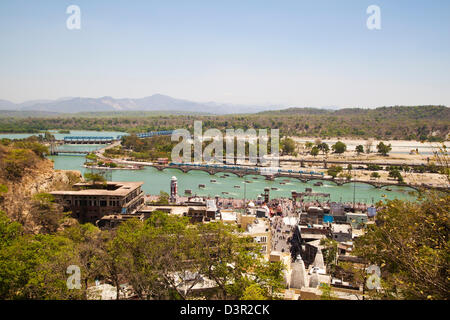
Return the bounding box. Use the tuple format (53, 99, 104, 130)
(254, 105, 449, 140)
(0, 105, 448, 141)
(259, 105, 449, 120)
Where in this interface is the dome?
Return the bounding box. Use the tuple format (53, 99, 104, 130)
(171, 176, 177, 181)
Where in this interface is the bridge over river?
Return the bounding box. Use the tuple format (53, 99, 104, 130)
(146, 162, 424, 191)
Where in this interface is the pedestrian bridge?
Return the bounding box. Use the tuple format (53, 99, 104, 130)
(151, 162, 426, 191)
(116, 130, 174, 140)
(153, 162, 325, 180)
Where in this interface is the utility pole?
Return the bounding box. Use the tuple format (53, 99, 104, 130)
(243, 180, 247, 210)
(353, 181, 356, 209)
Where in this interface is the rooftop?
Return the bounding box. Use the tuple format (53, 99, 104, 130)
(139, 205, 198, 216)
(51, 181, 143, 197)
(220, 210, 238, 222)
(245, 218, 270, 234)
(331, 223, 352, 234)
(346, 212, 368, 217)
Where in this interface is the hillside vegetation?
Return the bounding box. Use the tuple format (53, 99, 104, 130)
(0, 105, 448, 141)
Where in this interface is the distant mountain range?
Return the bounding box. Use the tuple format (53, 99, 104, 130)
(0, 94, 291, 115)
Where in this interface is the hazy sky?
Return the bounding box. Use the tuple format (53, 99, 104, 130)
(0, 0, 449, 108)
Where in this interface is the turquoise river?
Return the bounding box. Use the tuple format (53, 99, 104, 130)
(2, 130, 418, 203)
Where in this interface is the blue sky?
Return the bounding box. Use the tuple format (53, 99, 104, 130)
(0, 0, 449, 108)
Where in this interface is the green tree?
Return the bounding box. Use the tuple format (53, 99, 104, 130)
(84, 172, 106, 184)
(240, 283, 267, 300)
(354, 193, 450, 300)
(30, 193, 64, 234)
(355, 145, 364, 155)
(332, 141, 347, 154)
(0, 184, 8, 203)
(281, 138, 296, 155)
(196, 221, 284, 299)
(0, 211, 84, 299)
(85, 153, 97, 161)
(157, 191, 169, 205)
(371, 172, 381, 179)
(388, 168, 404, 183)
(320, 283, 337, 300)
(377, 142, 392, 156)
(310, 146, 319, 157)
(317, 142, 329, 155)
(327, 165, 343, 179)
(320, 238, 338, 270)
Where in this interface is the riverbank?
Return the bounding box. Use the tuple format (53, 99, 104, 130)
(291, 137, 447, 162)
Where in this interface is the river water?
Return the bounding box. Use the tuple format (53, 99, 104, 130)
(2, 130, 418, 203)
(49, 154, 417, 203)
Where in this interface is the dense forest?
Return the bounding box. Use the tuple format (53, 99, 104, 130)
(0, 105, 448, 141)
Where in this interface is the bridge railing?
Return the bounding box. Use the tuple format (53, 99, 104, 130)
(63, 136, 115, 142)
(168, 162, 324, 176)
(116, 130, 174, 140)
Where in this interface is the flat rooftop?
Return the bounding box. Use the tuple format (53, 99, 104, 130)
(139, 205, 206, 216)
(245, 218, 270, 234)
(331, 223, 352, 233)
(220, 210, 238, 222)
(51, 181, 144, 197)
(346, 212, 368, 217)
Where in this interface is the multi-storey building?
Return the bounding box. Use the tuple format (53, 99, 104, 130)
(51, 181, 145, 224)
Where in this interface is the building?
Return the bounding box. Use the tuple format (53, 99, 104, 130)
(96, 212, 152, 229)
(219, 210, 238, 224)
(242, 218, 271, 256)
(300, 206, 325, 224)
(330, 202, 347, 223)
(170, 176, 178, 203)
(290, 255, 308, 289)
(51, 181, 144, 224)
(269, 251, 293, 287)
(346, 212, 368, 229)
(156, 158, 169, 165)
(331, 223, 352, 242)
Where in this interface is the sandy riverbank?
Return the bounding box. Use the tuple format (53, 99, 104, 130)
(278, 163, 449, 188)
(289, 137, 448, 165)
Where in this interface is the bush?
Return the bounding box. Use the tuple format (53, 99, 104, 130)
(3, 149, 38, 180)
(332, 141, 347, 154)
